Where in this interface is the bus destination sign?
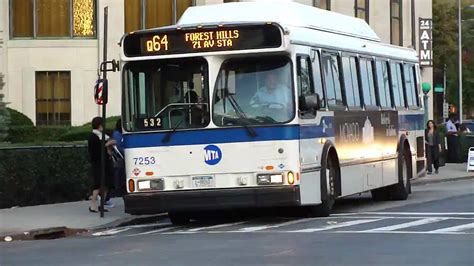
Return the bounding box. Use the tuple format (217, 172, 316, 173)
(123, 24, 282, 57)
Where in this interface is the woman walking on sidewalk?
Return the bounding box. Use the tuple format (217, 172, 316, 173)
(88, 117, 116, 212)
(425, 120, 442, 175)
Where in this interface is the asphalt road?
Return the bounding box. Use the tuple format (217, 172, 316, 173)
(1, 180, 473, 266)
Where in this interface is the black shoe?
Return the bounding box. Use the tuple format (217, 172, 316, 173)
(427, 171, 432, 175)
(435, 169, 439, 174)
(89, 207, 97, 213)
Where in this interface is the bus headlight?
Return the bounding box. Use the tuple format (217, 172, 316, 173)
(287, 171, 295, 185)
(257, 174, 283, 185)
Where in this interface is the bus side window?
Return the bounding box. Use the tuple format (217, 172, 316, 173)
(311, 50, 326, 109)
(341, 55, 361, 108)
(403, 64, 418, 108)
(390, 62, 405, 108)
(359, 58, 377, 108)
(375, 60, 392, 108)
(297, 55, 315, 118)
(322, 52, 344, 109)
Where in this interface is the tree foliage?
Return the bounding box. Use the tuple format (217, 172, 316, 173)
(433, 0, 474, 118)
(0, 73, 10, 141)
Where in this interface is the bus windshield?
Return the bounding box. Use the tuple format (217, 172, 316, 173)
(123, 57, 209, 132)
(212, 56, 294, 126)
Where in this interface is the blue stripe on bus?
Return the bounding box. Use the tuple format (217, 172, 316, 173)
(123, 123, 334, 149)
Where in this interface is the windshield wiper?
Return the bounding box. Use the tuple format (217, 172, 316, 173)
(225, 92, 257, 137)
(162, 118, 185, 143)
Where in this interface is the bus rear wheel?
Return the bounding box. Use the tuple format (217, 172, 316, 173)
(169, 211, 191, 225)
(307, 154, 338, 217)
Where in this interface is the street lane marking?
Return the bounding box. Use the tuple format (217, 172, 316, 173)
(237, 218, 321, 232)
(129, 226, 176, 236)
(93, 227, 131, 236)
(332, 212, 474, 216)
(334, 230, 473, 235)
(361, 217, 448, 232)
(327, 216, 474, 220)
(428, 222, 474, 233)
(184, 221, 247, 232)
(125, 223, 170, 229)
(286, 219, 382, 233)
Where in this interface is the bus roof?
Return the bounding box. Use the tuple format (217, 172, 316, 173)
(178, 1, 380, 42)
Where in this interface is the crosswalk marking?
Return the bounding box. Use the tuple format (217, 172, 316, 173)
(186, 221, 247, 232)
(92, 227, 131, 236)
(361, 218, 448, 232)
(130, 226, 176, 236)
(92, 215, 474, 237)
(287, 219, 382, 233)
(237, 218, 320, 232)
(428, 222, 474, 233)
(332, 212, 474, 216)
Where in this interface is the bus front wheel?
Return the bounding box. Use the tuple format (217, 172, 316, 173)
(307, 153, 338, 217)
(169, 211, 191, 225)
(388, 148, 411, 200)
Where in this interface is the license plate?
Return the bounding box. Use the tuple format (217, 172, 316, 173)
(192, 176, 214, 188)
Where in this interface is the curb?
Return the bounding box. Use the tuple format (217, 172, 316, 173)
(1, 227, 87, 242)
(1, 213, 168, 243)
(412, 174, 474, 185)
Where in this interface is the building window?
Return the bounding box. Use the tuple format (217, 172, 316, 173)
(355, 0, 369, 23)
(390, 0, 403, 46)
(125, 0, 193, 33)
(224, 0, 239, 2)
(10, 0, 96, 38)
(36, 72, 71, 126)
(313, 0, 331, 10)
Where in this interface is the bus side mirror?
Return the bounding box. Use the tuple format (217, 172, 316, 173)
(300, 93, 321, 111)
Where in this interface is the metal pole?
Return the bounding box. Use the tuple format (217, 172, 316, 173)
(458, 0, 463, 123)
(424, 94, 429, 125)
(99, 6, 109, 218)
(443, 64, 447, 123)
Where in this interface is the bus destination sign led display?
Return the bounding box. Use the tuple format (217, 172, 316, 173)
(123, 24, 282, 57)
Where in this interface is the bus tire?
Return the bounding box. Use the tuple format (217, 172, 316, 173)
(388, 146, 411, 200)
(370, 187, 390, 201)
(169, 211, 191, 225)
(307, 149, 339, 217)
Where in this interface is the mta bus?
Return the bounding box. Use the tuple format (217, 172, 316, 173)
(121, 2, 425, 225)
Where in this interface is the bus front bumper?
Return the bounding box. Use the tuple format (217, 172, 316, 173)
(124, 186, 301, 215)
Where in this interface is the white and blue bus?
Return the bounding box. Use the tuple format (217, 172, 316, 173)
(120, 2, 425, 225)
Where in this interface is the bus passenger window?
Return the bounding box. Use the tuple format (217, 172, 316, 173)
(311, 51, 326, 109)
(390, 62, 405, 108)
(403, 64, 418, 107)
(375, 61, 391, 108)
(341, 56, 360, 108)
(359, 58, 376, 107)
(322, 53, 344, 108)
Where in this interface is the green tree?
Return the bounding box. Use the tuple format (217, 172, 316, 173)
(0, 72, 10, 141)
(433, 0, 474, 118)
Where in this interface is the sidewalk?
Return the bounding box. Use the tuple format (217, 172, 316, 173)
(0, 198, 162, 241)
(1, 163, 472, 241)
(413, 163, 474, 185)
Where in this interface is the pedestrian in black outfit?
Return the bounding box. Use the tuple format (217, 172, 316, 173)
(425, 120, 442, 175)
(445, 114, 459, 163)
(88, 117, 116, 213)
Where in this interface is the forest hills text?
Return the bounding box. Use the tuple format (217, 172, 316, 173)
(185, 30, 240, 49)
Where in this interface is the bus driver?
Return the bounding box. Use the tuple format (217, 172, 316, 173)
(250, 72, 292, 121)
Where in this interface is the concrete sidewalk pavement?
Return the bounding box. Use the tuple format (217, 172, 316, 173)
(0, 198, 163, 241)
(412, 163, 474, 185)
(1, 163, 472, 241)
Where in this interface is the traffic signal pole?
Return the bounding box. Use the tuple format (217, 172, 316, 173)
(98, 6, 119, 217)
(99, 6, 109, 218)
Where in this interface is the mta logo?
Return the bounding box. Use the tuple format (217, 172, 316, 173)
(204, 145, 222, 165)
